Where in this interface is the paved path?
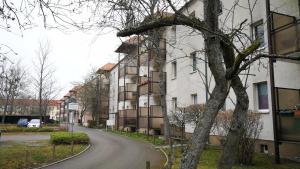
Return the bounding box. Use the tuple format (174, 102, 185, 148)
(44, 125, 164, 169)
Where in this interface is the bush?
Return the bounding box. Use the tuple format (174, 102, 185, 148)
(87, 120, 97, 128)
(212, 110, 262, 165)
(50, 132, 89, 145)
(3, 127, 54, 132)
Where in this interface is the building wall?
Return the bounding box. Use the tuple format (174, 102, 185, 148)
(108, 65, 119, 126)
(165, 0, 300, 142)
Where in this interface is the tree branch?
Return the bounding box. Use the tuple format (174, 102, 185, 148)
(117, 14, 207, 37)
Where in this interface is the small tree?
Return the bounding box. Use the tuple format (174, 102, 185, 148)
(213, 110, 263, 165)
(32, 41, 58, 125)
(0, 62, 26, 123)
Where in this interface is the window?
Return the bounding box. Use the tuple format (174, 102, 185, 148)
(172, 97, 177, 112)
(170, 26, 176, 45)
(253, 20, 265, 47)
(260, 144, 269, 154)
(191, 94, 198, 104)
(171, 61, 177, 79)
(191, 52, 197, 72)
(257, 82, 269, 110)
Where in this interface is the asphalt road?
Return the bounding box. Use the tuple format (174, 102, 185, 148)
(44, 125, 164, 169)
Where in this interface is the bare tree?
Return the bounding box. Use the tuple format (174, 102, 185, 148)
(0, 62, 27, 123)
(32, 40, 58, 126)
(213, 110, 263, 165)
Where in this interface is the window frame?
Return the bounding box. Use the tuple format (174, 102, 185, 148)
(252, 20, 265, 48)
(191, 52, 197, 73)
(191, 94, 198, 105)
(171, 61, 177, 79)
(256, 82, 269, 112)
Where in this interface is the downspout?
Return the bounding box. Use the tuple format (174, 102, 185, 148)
(266, 0, 280, 164)
(137, 34, 140, 130)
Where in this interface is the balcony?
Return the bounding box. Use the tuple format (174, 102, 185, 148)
(139, 83, 160, 95)
(118, 109, 137, 127)
(139, 105, 163, 129)
(271, 12, 300, 55)
(119, 83, 137, 93)
(139, 71, 166, 85)
(139, 39, 167, 66)
(118, 91, 137, 101)
(119, 66, 138, 77)
(275, 87, 300, 142)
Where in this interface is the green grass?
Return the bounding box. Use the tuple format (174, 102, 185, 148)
(0, 140, 88, 169)
(50, 132, 89, 145)
(108, 130, 165, 146)
(168, 146, 300, 169)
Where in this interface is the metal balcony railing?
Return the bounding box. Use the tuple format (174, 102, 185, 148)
(119, 66, 138, 77)
(118, 91, 137, 101)
(275, 87, 300, 142)
(138, 105, 163, 129)
(271, 12, 300, 55)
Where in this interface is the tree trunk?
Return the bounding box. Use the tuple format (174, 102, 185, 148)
(2, 96, 10, 124)
(217, 76, 249, 169)
(180, 1, 228, 168)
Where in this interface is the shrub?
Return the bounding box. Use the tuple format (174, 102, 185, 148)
(212, 110, 263, 165)
(3, 127, 54, 132)
(50, 132, 89, 145)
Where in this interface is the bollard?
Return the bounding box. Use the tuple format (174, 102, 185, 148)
(25, 149, 29, 168)
(71, 140, 74, 154)
(52, 144, 56, 160)
(146, 161, 150, 169)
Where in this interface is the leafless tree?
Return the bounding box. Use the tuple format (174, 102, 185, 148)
(0, 61, 27, 123)
(32, 40, 58, 125)
(212, 110, 263, 165)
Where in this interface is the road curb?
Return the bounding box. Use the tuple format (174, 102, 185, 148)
(33, 144, 91, 169)
(158, 147, 168, 169)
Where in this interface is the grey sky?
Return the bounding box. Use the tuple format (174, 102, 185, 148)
(1, 25, 121, 99)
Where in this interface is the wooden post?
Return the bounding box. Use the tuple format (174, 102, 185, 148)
(52, 144, 56, 160)
(25, 149, 29, 168)
(146, 161, 150, 169)
(71, 141, 74, 154)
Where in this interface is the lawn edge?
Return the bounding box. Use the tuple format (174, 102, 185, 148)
(158, 147, 169, 168)
(32, 143, 91, 169)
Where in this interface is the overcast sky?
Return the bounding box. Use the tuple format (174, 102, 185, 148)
(1, 25, 121, 99)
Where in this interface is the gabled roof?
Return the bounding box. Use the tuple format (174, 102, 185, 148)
(115, 36, 142, 53)
(96, 63, 116, 74)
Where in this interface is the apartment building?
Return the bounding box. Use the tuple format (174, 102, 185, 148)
(0, 99, 60, 122)
(60, 64, 112, 127)
(164, 0, 300, 160)
(108, 35, 167, 134)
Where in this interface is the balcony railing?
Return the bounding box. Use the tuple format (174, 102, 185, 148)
(139, 105, 163, 129)
(139, 83, 160, 95)
(139, 71, 166, 85)
(139, 39, 167, 66)
(275, 87, 300, 142)
(119, 66, 138, 77)
(118, 91, 137, 101)
(118, 109, 137, 127)
(271, 12, 300, 55)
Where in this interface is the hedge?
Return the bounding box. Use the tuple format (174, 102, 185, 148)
(50, 132, 89, 145)
(1, 127, 54, 132)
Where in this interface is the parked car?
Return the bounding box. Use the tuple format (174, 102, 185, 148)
(17, 118, 28, 127)
(27, 119, 41, 128)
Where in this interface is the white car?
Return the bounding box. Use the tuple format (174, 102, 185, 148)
(27, 119, 41, 128)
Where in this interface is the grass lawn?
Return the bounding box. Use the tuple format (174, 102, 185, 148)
(108, 130, 165, 146)
(0, 140, 88, 169)
(168, 146, 300, 169)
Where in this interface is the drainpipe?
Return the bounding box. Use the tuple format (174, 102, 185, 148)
(266, 0, 280, 164)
